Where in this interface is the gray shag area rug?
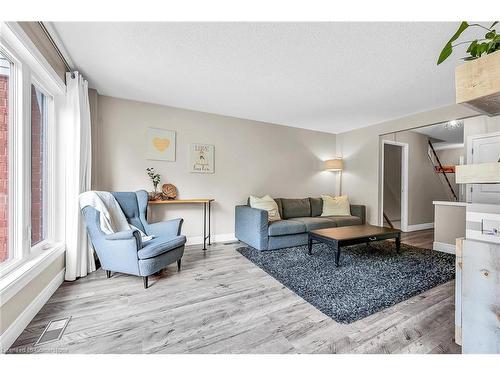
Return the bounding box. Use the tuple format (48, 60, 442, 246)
(237, 241, 455, 324)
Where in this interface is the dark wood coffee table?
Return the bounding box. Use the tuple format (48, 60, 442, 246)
(308, 224, 402, 267)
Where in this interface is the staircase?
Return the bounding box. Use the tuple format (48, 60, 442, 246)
(427, 140, 458, 201)
(383, 212, 395, 228)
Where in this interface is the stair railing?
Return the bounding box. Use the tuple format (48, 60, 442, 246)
(383, 212, 395, 229)
(427, 140, 458, 201)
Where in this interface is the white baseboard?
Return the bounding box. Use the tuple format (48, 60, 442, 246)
(186, 232, 236, 246)
(405, 222, 434, 232)
(433, 241, 456, 255)
(0, 268, 65, 353)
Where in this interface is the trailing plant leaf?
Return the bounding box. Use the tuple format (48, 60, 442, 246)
(438, 21, 500, 64)
(449, 21, 470, 44)
(437, 44, 453, 65)
(466, 40, 477, 54)
(437, 21, 469, 65)
(485, 31, 496, 39)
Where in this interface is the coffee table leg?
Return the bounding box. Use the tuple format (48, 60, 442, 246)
(308, 236, 313, 255)
(395, 234, 401, 253)
(335, 246, 341, 267)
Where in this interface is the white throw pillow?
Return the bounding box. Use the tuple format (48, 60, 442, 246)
(249, 195, 281, 222)
(321, 195, 351, 216)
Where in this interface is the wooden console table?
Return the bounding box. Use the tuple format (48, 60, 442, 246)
(148, 199, 215, 250)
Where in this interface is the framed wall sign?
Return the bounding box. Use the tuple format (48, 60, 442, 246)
(146, 128, 176, 161)
(189, 143, 215, 174)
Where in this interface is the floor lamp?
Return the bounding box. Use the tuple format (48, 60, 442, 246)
(324, 159, 343, 195)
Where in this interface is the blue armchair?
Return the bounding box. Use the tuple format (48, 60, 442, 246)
(81, 190, 186, 289)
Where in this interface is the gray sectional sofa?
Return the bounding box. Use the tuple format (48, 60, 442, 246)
(235, 197, 366, 250)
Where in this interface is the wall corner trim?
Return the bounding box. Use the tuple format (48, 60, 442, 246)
(0, 268, 65, 352)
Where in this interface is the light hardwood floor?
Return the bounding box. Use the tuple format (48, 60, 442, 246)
(8, 229, 460, 354)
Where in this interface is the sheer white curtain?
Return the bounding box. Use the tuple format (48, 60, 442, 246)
(63, 72, 95, 281)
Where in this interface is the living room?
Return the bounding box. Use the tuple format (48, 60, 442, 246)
(1, 1, 500, 372)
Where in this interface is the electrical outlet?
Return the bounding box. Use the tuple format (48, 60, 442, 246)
(482, 219, 500, 237)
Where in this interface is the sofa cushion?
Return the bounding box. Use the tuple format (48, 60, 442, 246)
(247, 197, 284, 218)
(309, 197, 323, 217)
(137, 235, 186, 260)
(274, 198, 283, 219)
(323, 215, 362, 227)
(321, 194, 351, 216)
(268, 220, 307, 236)
(288, 217, 336, 231)
(249, 195, 281, 222)
(281, 198, 311, 219)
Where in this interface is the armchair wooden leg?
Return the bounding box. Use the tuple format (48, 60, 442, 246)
(143, 276, 148, 289)
(177, 259, 182, 272)
(106, 270, 111, 278)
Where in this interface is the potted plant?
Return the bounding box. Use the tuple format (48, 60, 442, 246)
(146, 167, 162, 200)
(438, 21, 500, 115)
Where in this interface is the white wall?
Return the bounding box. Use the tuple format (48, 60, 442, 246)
(336, 104, 479, 225)
(93, 95, 338, 242)
(464, 115, 500, 164)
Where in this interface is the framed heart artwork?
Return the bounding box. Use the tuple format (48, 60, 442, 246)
(146, 128, 176, 161)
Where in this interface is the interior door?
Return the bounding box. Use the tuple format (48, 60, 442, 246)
(470, 134, 500, 204)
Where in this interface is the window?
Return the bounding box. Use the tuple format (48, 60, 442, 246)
(0, 23, 65, 278)
(0, 52, 11, 265)
(31, 84, 48, 246)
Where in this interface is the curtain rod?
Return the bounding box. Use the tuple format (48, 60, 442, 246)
(37, 21, 73, 73)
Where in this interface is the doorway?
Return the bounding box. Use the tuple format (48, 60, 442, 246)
(381, 140, 409, 232)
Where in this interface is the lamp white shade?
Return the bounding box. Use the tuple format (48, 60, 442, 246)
(324, 159, 343, 171)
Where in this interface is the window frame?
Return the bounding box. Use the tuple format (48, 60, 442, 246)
(29, 79, 55, 252)
(0, 23, 64, 277)
(0, 44, 23, 275)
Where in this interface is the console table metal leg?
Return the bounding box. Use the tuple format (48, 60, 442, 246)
(208, 201, 211, 246)
(203, 202, 207, 251)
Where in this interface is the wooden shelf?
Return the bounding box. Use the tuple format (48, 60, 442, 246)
(148, 198, 215, 205)
(455, 50, 500, 115)
(456, 162, 500, 184)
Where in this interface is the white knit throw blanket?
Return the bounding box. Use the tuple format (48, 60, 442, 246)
(79, 191, 153, 242)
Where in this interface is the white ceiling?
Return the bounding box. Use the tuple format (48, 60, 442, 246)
(51, 22, 469, 134)
(412, 121, 464, 144)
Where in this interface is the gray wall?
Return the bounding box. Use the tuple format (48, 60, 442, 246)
(393, 130, 450, 225)
(93, 95, 338, 241)
(435, 146, 464, 201)
(383, 144, 402, 221)
(434, 204, 466, 245)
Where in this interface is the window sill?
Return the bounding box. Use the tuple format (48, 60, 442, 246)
(0, 243, 65, 307)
